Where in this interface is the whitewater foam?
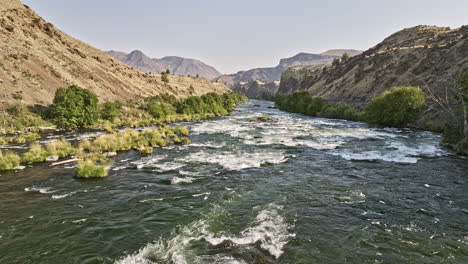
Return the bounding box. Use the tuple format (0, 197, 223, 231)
(171, 177, 195, 184)
(182, 150, 290, 171)
(24, 186, 56, 194)
(115, 203, 294, 264)
(51, 191, 77, 199)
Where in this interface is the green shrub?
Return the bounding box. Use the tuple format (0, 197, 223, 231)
(364, 86, 425, 127)
(174, 125, 189, 136)
(47, 85, 100, 129)
(101, 101, 120, 122)
(140, 129, 164, 146)
(173, 135, 181, 144)
(147, 102, 176, 119)
(443, 125, 464, 145)
(46, 139, 76, 158)
(138, 145, 153, 154)
(0, 104, 51, 133)
(258, 115, 271, 121)
(0, 150, 21, 170)
(305, 97, 324, 116)
(180, 137, 191, 145)
(22, 142, 49, 163)
(161, 72, 169, 83)
(76, 160, 108, 178)
(13, 132, 40, 144)
(320, 104, 337, 118)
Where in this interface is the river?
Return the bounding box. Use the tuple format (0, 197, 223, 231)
(0, 100, 467, 264)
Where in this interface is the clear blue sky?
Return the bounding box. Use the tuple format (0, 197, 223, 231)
(22, 0, 467, 74)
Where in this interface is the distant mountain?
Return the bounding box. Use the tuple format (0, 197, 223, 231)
(0, 0, 229, 105)
(214, 50, 361, 88)
(106, 50, 222, 80)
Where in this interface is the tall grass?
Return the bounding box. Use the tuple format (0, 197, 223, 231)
(75, 160, 108, 178)
(22, 142, 49, 163)
(46, 138, 76, 158)
(0, 150, 21, 170)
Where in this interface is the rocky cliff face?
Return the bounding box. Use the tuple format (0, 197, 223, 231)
(215, 50, 361, 98)
(231, 80, 280, 99)
(214, 51, 358, 86)
(279, 26, 468, 107)
(0, 0, 229, 105)
(106, 50, 222, 80)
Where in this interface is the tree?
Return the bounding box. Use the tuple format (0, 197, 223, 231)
(101, 101, 120, 122)
(332, 58, 340, 67)
(165, 69, 171, 75)
(161, 72, 169, 83)
(365, 86, 425, 127)
(341, 53, 350, 63)
(47, 85, 100, 129)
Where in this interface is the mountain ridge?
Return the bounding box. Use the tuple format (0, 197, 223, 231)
(106, 50, 222, 80)
(214, 50, 362, 89)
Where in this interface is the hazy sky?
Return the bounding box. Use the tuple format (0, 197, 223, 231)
(22, 0, 467, 74)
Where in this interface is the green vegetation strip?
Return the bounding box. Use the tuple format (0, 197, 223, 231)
(275, 86, 425, 127)
(0, 85, 247, 177)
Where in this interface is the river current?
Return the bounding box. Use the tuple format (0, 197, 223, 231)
(0, 100, 467, 264)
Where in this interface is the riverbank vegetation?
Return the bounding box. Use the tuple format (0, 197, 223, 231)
(275, 87, 425, 127)
(0, 85, 247, 176)
(274, 79, 468, 155)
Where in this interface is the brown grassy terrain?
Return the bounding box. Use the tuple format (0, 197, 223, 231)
(0, 0, 229, 106)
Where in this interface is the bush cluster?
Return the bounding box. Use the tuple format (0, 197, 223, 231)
(0, 150, 21, 171)
(47, 85, 100, 129)
(275, 86, 425, 127)
(364, 86, 425, 127)
(275, 92, 360, 120)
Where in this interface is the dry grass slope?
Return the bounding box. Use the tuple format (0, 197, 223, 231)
(0, 0, 229, 105)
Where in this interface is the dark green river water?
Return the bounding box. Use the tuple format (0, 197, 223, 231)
(0, 100, 467, 264)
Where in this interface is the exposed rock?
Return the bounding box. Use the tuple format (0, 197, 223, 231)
(45, 155, 59, 162)
(103, 152, 117, 157)
(232, 80, 280, 99)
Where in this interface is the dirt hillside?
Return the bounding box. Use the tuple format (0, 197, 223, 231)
(0, 0, 229, 105)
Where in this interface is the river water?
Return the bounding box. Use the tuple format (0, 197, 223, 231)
(0, 100, 467, 264)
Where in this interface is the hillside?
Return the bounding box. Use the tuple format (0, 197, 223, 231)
(0, 0, 229, 105)
(214, 50, 361, 89)
(278, 25, 468, 125)
(106, 50, 222, 80)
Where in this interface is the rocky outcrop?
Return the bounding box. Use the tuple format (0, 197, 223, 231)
(106, 50, 222, 80)
(0, 0, 229, 105)
(231, 80, 280, 99)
